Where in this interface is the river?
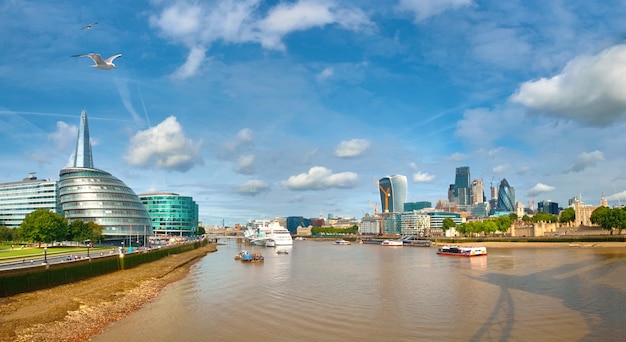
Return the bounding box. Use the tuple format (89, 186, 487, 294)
(91, 240, 626, 341)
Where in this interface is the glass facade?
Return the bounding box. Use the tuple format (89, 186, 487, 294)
(59, 168, 152, 238)
(497, 178, 515, 212)
(0, 173, 61, 228)
(139, 193, 198, 236)
(454, 166, 471, 206)
(378, 175, 407, 213)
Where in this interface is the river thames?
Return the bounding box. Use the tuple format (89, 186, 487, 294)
(92, 240, 626, 341)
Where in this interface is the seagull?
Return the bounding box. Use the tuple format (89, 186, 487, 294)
(82, 22, 98, 30)
(72, 53, 122, 70)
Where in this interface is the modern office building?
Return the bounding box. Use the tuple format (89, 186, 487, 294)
(538, 200, 559, 215)
(471, 178, 484, 204)
(139, 192, 199, 236)
(404, 201, 432, 212)
(378, 175, 407, 213)
(454, 166, 471, 206)
(497, 178, 515, 212)
(58, 110, 152, 241)
(0, 173, 61, 228)
(400, 211, 430, 236)
(285, 216, 312, 235)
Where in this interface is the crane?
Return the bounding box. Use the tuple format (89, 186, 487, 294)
(367, 200, 378, 216)
(372, 177, 391, 213)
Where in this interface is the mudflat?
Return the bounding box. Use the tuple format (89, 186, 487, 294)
(0, 243, 217, 342)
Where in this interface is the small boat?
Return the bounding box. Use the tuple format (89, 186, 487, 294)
(276, 249, 289, 254)
(235, 250, 265, 262)
(332, 239, 351, 245)
(265, 239, 276, 247)
(436, 245, 487, 257)
(381, 239, 403, 246)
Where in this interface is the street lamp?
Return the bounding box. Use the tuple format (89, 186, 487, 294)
(43, 246, 48, 264)
(87, 244, 90, 258)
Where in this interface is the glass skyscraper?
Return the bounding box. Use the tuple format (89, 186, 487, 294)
(454, 166, 471, 206)
(139, 192, 199, 236)
(378, 175, 407, 213)
(0, 173, 61, 228)
(58, 110, 152, 240)
(497, 178, 515, 212)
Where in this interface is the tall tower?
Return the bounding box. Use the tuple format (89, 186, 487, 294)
(497, 178, 515, 212)
(378, 175, 407, 213)
(74, 109, 94, 168)
(454, 166, 471, 206)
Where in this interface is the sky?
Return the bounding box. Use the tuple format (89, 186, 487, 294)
(2, 0, 626, 226)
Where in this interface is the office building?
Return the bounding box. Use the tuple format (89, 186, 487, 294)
(139, 192, 199, 236)
(58, 110, 152, 241)
(471, 178, 484, 204)
(538, 200, 559, 215)
(377, 175, 407, 213)
(454, 166, 471, 206)
(497, 178, 515, 212)
(0, 173, 61, 228)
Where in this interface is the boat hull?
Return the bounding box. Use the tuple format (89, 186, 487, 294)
(436, 246, 487, 257)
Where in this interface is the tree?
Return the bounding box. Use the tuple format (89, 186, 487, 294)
(442, 218, 456, 233)
(19, 209, 68, 246)
(559, 207, 576, 224)
(590, 206, 610, 227)
(196, 226, 206, 235)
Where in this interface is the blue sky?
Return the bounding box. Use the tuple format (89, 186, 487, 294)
(2, 0, 626, 226)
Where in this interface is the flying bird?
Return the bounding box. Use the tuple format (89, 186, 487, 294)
(81, 22, 98, 30)
(72, 53, 122, 70)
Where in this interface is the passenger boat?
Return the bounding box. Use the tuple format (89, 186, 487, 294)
(245, 220, 293, 246)
(332, 239, 351, 245)
(381, 239, 403, 246)
(436, 245, 487, 257)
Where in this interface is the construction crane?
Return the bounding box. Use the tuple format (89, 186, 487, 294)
(372, 177, 391, 213)
(367, 200, 378, 216)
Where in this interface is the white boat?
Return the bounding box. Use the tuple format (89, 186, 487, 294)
(381, 239, 403, 246)
(245, 220, 293, 246)
(436, 245, 487, 257)
(332, 239, 351, 245)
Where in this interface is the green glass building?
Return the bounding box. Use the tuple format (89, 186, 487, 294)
(138, 192, 199, 236)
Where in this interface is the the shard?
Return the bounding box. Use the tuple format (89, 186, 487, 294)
(74, 109, 94, 168)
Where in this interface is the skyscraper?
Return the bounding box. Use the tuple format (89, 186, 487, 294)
(497, 178, 515, 212)
(378, 175, 407, 213)
(59, 110, 152, 241)
(454, 166, 471, 206)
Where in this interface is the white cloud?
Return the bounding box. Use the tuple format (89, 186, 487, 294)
(171, 45, 207, 80)
(511, 45, 626, 127)
(282, 166, 358, 190)
(397, 0, 472, 23)
(492, 164, 510, 174)
(235, 179, 270, 196)
(529, 183, 555, 196)
(413, 172, 435, 183)
(317, 67, 334, 81)
(235, 154, 255, 174)
(445, 152, 467, 162)
(48, 121, 77, 150)
(218, 128, 255, 159)
(125, 116, 203, 172)
(335, 138, 370, 158)
(565, 150, 604, 173)
(150, 0, 374, 78)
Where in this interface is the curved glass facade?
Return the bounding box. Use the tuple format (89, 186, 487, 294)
(138, 193, 198, 236)
(497, 178, 515, 212)
(59, 167, 152, 238)
(378, 175, 407, 213)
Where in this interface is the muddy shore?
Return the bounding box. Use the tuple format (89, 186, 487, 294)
(0, 243, 218, 342)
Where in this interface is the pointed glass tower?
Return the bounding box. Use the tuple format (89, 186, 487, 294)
(74, 109, 94, 168)
(59, 110, 152, 243)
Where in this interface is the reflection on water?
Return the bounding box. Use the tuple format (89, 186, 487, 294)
(92, 241, 626, 342)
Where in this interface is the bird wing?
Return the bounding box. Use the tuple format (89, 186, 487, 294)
(104, 54, 122, 64)
(72, 53, 105, 66)
(82, 22, 98, 30)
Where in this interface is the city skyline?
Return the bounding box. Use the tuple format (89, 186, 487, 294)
(2, 1, 626, 226)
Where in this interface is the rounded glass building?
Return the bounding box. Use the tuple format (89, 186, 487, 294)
(58, 110, 152, 242)
(138, 192, 199, 236)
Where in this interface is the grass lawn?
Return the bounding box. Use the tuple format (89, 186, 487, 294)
(0, 242, 108, 260)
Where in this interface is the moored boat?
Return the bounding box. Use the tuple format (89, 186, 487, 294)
(235, 250, 265, 262)
(332, 239, 351, 245)
(436, 245, 487, 257)
(381, 239, 403, 246)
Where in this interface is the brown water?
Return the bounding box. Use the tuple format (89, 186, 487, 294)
(92, 241, 626, 342)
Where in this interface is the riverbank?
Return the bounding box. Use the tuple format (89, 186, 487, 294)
(437, 241, 626, 249)
(0, 242, 217, 342)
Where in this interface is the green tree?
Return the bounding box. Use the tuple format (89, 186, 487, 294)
(590, 206, 610, 227)
(196, 226, 206, 235)
(19, 209, 68, 246)
(559, 207, 576, 224)
(0, 226, 15, 241)
(442, 218, 456, 233)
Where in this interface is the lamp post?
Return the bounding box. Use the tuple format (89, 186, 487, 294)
(43, 246, 48, 264)
(87, 244, 90, 258)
